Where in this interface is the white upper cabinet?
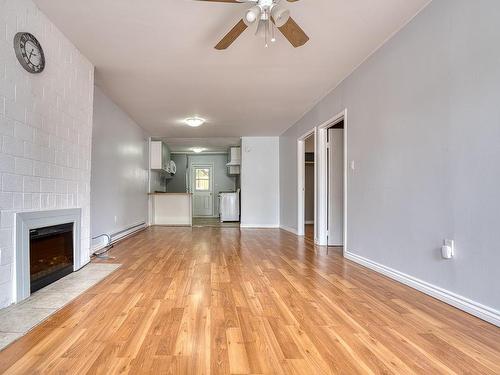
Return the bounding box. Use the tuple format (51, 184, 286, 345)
(150, 140, 171, 172)
(227, 146, 241, 175)
(226, 147, 241, 166)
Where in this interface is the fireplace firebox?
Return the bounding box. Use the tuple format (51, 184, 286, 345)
(29, 223, 74, 293)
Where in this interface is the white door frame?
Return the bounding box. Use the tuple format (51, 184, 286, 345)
(190, 163, 215, 217)
(317, 109, 348, 252)
(297, 128, 317, 238)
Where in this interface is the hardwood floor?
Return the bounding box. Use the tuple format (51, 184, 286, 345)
(193, 217, 240, 228)
(0, 226, 499, 374)
(304, 224, 314, 242)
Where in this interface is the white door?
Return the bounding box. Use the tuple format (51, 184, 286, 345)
(327, 128, 344, 246)
(192, 165, 214, 217)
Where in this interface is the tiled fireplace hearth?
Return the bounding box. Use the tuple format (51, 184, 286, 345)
(15, 209, 83, 302)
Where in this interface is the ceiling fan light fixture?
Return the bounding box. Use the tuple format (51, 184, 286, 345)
(271, 5, 290, 28)
(245, 6, 261, 25)
(184, 117, 206, 127)
(202, 0, 309, 50)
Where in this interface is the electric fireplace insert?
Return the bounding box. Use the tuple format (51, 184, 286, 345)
(29, 222, 74, 293)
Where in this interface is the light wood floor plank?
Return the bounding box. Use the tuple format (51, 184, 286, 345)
(0, 226, 499, 374)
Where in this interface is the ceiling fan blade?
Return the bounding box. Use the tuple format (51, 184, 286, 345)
(277, 17, 309, 48)
(215, 19, 248, 50)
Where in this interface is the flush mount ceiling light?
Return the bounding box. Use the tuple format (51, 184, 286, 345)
(192, 148, 205, 153)
(184, 117, 206, 127)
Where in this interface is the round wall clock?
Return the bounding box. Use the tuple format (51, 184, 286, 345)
(13, 32, 45, 74)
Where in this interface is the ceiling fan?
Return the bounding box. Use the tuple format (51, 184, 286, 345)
(197, 0, 309, 50)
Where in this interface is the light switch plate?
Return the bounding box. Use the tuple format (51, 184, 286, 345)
(444, 239, 455, 257)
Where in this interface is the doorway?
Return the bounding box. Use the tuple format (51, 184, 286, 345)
(304, 135, 315, 242)
(317, 110, 347, 250)
(191, 164, 214, 217)
(297, 129, 317, 239)
(327, 123, 344, 246)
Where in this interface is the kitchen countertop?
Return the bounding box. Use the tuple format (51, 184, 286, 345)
(150, 192, 192, 226)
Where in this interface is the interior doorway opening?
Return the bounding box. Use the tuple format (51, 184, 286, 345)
(327, 121, 344, 247)
(304, 135, 315, 242)
(297, 128, 317, 239)
(316, 110, 347, 250)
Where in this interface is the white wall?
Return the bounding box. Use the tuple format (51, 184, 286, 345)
(0, 0, 94, 308)
(240, 137, 279, 228)
(279, 0, 500, 324)
(90, 87, 149, 243)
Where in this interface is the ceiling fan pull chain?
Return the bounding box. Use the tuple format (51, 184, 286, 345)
(271, 20, 277, 43)
(265, 19, 269, 47)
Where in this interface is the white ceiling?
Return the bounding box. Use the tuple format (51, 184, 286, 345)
(163, 137, 240, 153)
(34, 0, 430, 137)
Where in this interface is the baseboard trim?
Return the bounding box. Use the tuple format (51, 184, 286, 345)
(240, 224, 280, 229)
(111, 223, 148, 243)
(344, 251, 500, 327)
(280, 225, 298, 235)
(92, 223, 148, 253)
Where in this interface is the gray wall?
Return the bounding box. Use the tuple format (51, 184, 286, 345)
(280, 0, 500, 312)
(166, 154, 188, 193)
(149, 169, 166, 193)
(91, 87, 149, 240)
(166, 153, 236, 216)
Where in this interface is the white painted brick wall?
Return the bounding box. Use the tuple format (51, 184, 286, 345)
(0, 0, 94, 309)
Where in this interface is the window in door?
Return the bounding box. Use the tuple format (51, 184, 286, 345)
(195, 168, 210, 191)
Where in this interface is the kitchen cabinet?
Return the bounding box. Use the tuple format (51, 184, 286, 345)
(149, 193, 192, 226)
(150, 140, 171, 172)
(227, 165, 240, 175)
(226, 146, 241, 175)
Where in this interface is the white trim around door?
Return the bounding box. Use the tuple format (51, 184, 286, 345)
(190, 163, 215, 218)
(297, 128, 317, 239)
(317, 109, 348, 251)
